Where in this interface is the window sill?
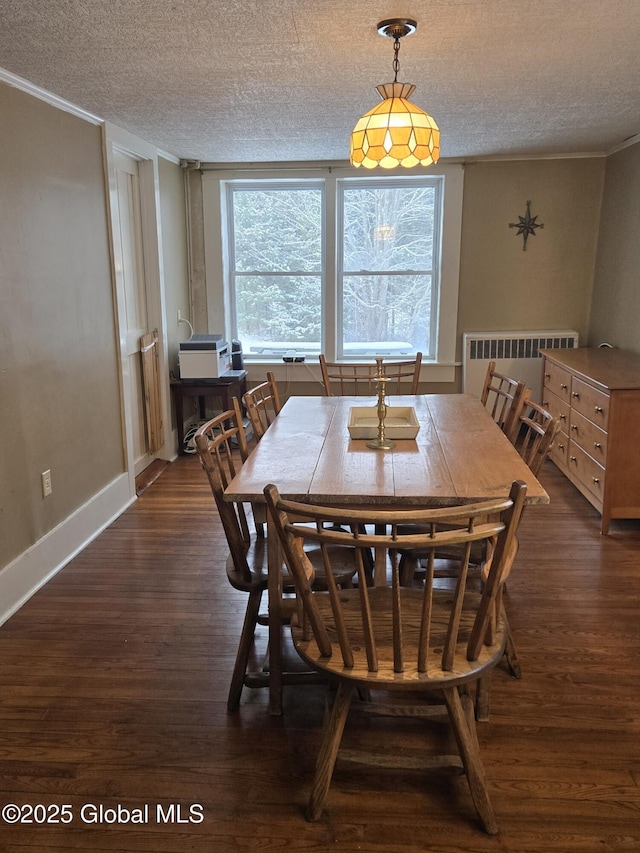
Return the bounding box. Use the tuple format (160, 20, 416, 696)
(242, 360, 459, 385)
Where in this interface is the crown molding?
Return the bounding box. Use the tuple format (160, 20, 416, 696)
(606, 133, 640, 156)
(0, 65, 102, 125)
(461, 150, 606, 164)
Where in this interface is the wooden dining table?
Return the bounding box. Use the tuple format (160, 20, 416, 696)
(224, 393, 549, 714)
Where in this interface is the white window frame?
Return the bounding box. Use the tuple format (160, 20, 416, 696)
(202, 163, 463, 383)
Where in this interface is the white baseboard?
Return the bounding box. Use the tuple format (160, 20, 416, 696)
(0, 473, 134, 626)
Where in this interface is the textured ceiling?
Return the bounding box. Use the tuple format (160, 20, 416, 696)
(1, 0, 639, 163)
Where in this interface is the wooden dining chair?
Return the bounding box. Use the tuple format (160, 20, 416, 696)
(195, 398, 357, 711)
(456, 398, 559, 681)
(195, 399, 270, 710)
(319, 352, 422, 396)
(264, 481, 527, 835)
(512, 397, 560, 477)
(480, 360, 528, 441)
(242, 371, 282, 442)
(493, 398, 559, 678)
(400, 401, 558, 687)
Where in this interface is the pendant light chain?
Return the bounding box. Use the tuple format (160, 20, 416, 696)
(393, 36, 401, 83)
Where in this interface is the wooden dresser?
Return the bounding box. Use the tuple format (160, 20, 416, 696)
(540, 347, 640, 533)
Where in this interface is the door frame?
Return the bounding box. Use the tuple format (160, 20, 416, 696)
(103, 122, 174, 499)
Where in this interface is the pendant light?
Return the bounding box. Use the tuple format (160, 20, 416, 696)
(350, 18, 440, 169)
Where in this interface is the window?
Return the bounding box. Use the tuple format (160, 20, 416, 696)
(227, 182, 324, 354)
(339, 179, 440, 358)
(206, 165, 462, 379)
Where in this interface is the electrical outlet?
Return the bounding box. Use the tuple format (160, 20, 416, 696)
(41, 469, 52, 497)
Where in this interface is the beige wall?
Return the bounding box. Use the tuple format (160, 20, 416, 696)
(0, 85, 190, 599)
(0, 83, 123, 569)
(458, 158, 605, 356)
(588, 142, 640, 353)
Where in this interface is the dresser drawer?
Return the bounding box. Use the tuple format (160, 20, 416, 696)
(569, 409, 608, 464)
(550, 429, 569, 468)
(568, 441, 605, 503)
(570, 377, 610, 430)
(543, 360, 572, 403)
(541, 387, 570, 430)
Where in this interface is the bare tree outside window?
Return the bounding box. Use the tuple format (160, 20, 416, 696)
(341, 183, 437, 356)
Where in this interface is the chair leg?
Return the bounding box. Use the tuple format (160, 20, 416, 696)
(227, 587, 262, 713)
(460, 690, 482, 754)
(503, 612, 522, 679)
(475, 675, 492, 722)
(252, 502, 267, 538)
(443, 687, 499, 835)
(307, 681, 354, 822)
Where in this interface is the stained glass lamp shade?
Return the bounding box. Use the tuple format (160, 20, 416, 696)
(350, 82, 440, 169)
(350, 18, 440, 170)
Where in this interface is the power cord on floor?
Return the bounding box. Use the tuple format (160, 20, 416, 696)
(183, 416, 254, 454)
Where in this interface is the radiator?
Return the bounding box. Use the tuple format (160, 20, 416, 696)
(463, 330, 579, 403)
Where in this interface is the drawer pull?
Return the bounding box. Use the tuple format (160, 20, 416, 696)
(572, 391, 580, 398)
(571, 424, 578, 431)
(592, 477, 600, 485)
(558, 443, 565, 450)
(560, 414, 566, 420)
(594, 442, 602, 449)
(594, 406, 604, 413)
(570, 455, 577, 463)
(560, 383, 568, 390)
(545, 373, 550, 378)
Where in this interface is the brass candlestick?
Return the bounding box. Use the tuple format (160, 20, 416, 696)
(367, 358, 395, 450)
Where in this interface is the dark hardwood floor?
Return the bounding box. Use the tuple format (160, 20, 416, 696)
(0, 455, 639, 852)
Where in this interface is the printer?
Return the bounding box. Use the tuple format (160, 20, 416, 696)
(178, 335, 232, 379)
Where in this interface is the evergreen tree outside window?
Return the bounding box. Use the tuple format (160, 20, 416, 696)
(227, 182, 324, 354)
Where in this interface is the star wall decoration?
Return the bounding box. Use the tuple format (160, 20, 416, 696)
(509, 200, 544, 250)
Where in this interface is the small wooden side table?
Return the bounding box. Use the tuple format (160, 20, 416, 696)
(171, 370, 248, 454)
